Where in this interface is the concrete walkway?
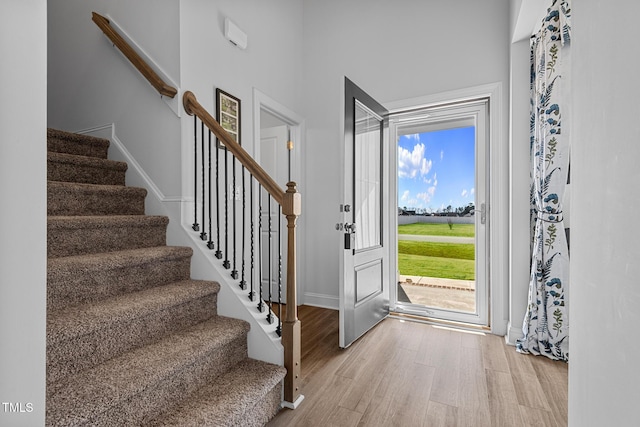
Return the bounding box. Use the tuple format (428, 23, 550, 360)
(398, 234, 475, 244)
(398, 275, 476, 313)
(399, 275, 475, 290)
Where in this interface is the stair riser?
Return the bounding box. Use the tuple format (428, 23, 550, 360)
(47, 293, 219, 385)
(47, 129, 110, 159)
(48, 186, 146, 216)
(48, 222, 167, 258)
(48, 255, 192, 311)
(241, 384, 284, 427)
(48, 160, 126, 186)
(82, 334, 248, 427)
(143, 358, 287, 426)
(48, 138, 109, 159)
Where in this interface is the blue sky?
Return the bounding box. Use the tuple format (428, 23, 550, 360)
(398, 126, 475, 213)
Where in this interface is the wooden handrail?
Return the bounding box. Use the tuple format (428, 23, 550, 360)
(183, 90, 302, 407)
(183, 91, 284, 205)
(92, 12, 177, 98)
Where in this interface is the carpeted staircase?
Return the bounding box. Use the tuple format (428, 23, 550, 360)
(46, 129, 286, 426)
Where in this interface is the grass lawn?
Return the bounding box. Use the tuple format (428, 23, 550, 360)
(398, 223, 475, 280)
(398, 254, 475, 280)
(398, 222, 475, 237)
(398, 240, 474, 260)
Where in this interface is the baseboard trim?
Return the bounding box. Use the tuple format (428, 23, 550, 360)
(75, 124, 181, 204)
(303, 292, 339, 310)
(505, 322, 524, 346)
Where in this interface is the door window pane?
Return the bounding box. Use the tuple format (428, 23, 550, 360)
(354, 100, 382, 250)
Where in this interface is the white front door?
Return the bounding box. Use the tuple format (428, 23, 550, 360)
(339, 78, 390, 348)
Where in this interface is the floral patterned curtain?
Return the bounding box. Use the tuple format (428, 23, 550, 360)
(516, 0, 571, 362)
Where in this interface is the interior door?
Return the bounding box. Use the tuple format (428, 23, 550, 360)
(260, 125, 289, 303)
(339, 77, 390, 348)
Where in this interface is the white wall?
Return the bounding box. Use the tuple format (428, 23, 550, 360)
(300, 0, 511, 310)
(507, 0, 540, 344)
(48, 0, 182, 198)
(179, 0, 304, 143)
(507, 37, 530, 343)
(0, 2, 47, 425)
(569, 1, 640, 425)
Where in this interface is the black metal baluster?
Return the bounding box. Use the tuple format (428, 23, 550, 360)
(192, 116, 199, 232)
(257, 184, 264, 313)
(223, 146, 230, 269)
(266, 195, 273, 324)
(249, 176, 255, 301)
(288, 129, 292, 182)
(207, 131, 214, 249)
(199, 122, 207, 241)
(276, 205, 282, 337)
(231, 152, 238, 279)
(215, 139, 222, 259)
(239, 165, 247, 290)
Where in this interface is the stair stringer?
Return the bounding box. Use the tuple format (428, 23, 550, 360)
(76, 124, 284, 367)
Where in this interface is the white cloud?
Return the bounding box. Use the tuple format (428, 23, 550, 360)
(401, 190, 410, 202)
(417, 173, 438, 205)
(461, 187, 474, 199)
(398, 143, 432, 179)
(440, 150, 444, 161)
(416, 192, 430, 204)
(405, 134, 420, 141)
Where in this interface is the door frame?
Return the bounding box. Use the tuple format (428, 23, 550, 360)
(252, 87, 306, 305)
(390, 100, 489, 325)
(385, 82, 507, 335)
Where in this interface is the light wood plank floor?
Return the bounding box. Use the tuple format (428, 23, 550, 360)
(267, 305, 568, 427)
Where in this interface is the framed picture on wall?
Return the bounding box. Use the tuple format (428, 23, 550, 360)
(216, 88, 241, 148)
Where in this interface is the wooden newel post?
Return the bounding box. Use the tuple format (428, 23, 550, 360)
(282, 181, 303, 408)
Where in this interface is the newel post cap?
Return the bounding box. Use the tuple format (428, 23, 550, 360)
(283, 182, 301, 217)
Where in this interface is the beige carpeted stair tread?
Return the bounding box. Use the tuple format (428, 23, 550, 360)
(146, 358, 287, 427)
(48, 128, 110, 159)
(48, 246, 194, 311)
(48, 181, 147, 216)
(48, 151, 127, 185)
(47, 280, 220, 384)
(47, 215, 169, 258)
(46, 316, 251, 427)
(48, 279, 220, 341)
